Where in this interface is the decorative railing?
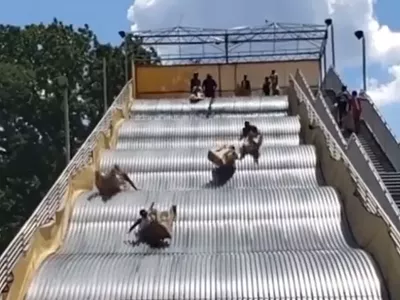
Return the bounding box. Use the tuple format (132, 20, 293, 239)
(295, 70, 347, 148)
(0, 81, 132, 292)
(291, 75, 400, 252)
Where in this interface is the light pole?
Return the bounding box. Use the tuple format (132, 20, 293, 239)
(56, 75, 70, 165)
(354, 30, 367, 91)
(324, 18, 335, 68)
(102, 56, 108, 113)
(118, 30, 129, 83)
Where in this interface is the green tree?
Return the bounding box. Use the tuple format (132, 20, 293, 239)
(0, 20, 159, 252)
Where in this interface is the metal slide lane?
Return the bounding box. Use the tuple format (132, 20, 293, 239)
(24, 96, 386, 300)
(324, 90, 400, 206)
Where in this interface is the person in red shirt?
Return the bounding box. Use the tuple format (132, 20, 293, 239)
(348, 90, 362, 134)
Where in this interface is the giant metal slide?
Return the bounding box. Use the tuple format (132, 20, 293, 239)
(21, 96, 388, 299)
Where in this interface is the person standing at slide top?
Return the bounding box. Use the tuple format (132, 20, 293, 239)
(241, 75, 251, 95)
(202, 74, 217, 98)
(190, 72, 201, 93)
(269, 70, 279, 95)
(262, 76, 271, 96)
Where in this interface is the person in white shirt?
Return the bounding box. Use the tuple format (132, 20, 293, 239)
(336, 85, 350, 128)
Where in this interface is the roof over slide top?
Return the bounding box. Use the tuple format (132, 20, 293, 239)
(131, 22, 327, 65)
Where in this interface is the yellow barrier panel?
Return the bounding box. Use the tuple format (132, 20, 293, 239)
(5, 105, 130, 300)
(135, 60, 320, 99)
(136, 64, 219, 98)
(235, 60, 319, 92)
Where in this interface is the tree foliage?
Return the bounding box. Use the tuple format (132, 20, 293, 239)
(0, 19, 159, 252)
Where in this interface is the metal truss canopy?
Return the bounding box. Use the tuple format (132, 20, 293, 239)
(130, 22, 327, 64)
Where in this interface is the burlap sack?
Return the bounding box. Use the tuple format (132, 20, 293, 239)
(141, 208, 175, 246)
(208, 149, 226, 166)
(96, 175, 121, 199)
(140, 222, 171, 246)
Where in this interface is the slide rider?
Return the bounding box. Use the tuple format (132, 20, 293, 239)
(208, 144, 239, 186)
(127, 202, 177, 248)
(239, 121, 263, 164)
(89, 164, 138, 201)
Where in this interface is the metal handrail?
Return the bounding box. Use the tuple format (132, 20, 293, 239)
(0, 80, 132, 292)
(296, 70, 347, 147)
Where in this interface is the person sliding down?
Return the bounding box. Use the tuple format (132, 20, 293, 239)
(208, 145, 239, 186)
(88, 164, 138, 201)
(189, 85, 205, 103)
(239, 121, 263, 164)
(127, 203, 177, 248)
(128, 208, 151, 238)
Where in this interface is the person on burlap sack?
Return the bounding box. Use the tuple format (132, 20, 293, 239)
(88, 164, 138, 201)
(128, 203, 177, 248)
(207, 145, 239, 186)
(239, 121, 263, 164)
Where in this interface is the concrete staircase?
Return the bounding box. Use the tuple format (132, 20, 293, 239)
(324, 89, 400, 207)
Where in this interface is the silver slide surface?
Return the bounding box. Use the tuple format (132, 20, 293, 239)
(25, 96, 387, 300)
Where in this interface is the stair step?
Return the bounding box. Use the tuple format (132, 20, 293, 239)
(381, 175, 400, 179)
(388, 187, 400, 190)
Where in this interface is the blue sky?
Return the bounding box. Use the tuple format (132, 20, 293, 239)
(341, 0, 400, 136)
(0, 0, 132, 44)
(1, 0, 400, 137)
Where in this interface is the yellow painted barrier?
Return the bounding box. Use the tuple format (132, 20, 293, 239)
(134, 60, 320, 99)
(4, 104, 130, 300)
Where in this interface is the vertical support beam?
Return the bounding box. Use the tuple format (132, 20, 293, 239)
(131, 57, 137, 99)
(102, 57, 108, 114)
(318, 58, 323, 88)
(323, 47, 327, 77)
(224, 32, 229, 64)
(217, 64, 222, 97)
(124, 35, 129, 83)
(330, 24, 336, 68)
(362, 37, 367, 91)
(63, 87, 70, 165)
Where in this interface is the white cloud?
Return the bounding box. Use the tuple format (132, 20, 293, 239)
(367, 65, 400, 106)
(126, 0, 400, 106)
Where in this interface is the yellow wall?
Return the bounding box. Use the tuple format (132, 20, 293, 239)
(135, 60, 320, 99)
